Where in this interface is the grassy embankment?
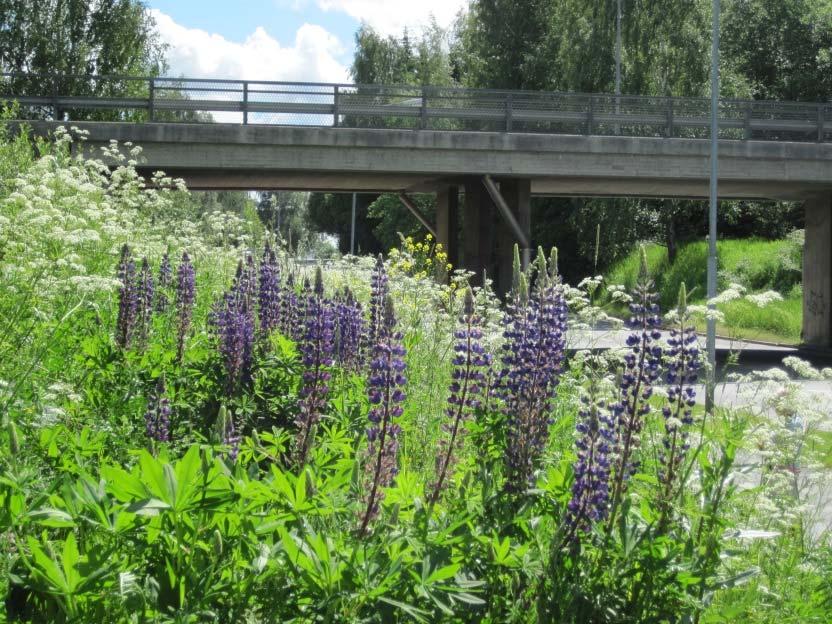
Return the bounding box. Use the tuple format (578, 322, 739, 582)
(606, 238, 803, 344)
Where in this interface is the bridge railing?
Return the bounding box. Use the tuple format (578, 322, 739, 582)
(1, 72, 829, 142)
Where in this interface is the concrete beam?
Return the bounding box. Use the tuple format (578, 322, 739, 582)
(803, 194, 832, 348)
(22, 121, 832, 200)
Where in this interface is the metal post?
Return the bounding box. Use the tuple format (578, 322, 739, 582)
(587, 95, 595, 135)
(706, 0, 720, 413)
(818, 104, 825, 143)
(744, 101, 752, 140)
(350, 193, 357, 255)
(243, 81, 249, 125)
(505, 93, 513, 132)
(615, 0, 622, 135)
(666, 97, 674, 138)
(333, 85, 340, 128)
(148, 78, 155, 122)
(420, 87, 428, 130)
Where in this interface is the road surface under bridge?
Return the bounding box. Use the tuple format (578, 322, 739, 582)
(4, 74, 832, 348)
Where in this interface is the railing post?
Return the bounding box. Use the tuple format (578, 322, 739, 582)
(333, 85, 339, 128)
(148, 78, 155, 121)
(817, 103, 825, 143)
(665, 97, 674, 138)
(744, 102, 752, 140)
(243, 81, 249, 125)
(52, 76, 61, 121)
(505, 93, 513, 132)
(420, 87, 427, 130)
(586, 95, 594, 135)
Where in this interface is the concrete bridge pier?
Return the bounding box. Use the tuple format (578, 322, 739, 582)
(435, 185, 459, 271)
(461, 178, 496, 287)
(804, 194, 832, 348)
(494, 178, 531, 294)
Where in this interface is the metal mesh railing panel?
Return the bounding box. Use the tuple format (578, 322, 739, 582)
(1, 73, 829, 143)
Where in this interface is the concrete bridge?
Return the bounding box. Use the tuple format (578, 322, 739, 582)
(3, 74, 832, 348)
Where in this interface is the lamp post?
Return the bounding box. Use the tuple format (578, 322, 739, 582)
(706, 0, 720, 412)
(350, 193, 357, 255)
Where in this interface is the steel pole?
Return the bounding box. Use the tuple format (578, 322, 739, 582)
(615, 0, 622, 134)
(706, 0, 720, 412)
(350, 193, 357, 255)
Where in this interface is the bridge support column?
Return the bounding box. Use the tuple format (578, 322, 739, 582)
(494, 178, 531, 295)
(803, 194, 832, 348)
(436, 185, 459, 271)
(462, 178, 495, 286)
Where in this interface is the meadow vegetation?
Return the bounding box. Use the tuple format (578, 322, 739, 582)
(607, 239, 803, 343)
(1, 124, 831, 623)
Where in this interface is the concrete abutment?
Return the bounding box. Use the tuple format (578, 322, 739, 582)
(803, 194, 832, 348)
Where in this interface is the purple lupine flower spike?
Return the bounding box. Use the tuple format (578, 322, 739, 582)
(295, 267, 336, 466)
(135, 257, 154, 349)
(428, 287, 491, 507)
(258, 243, 281, 338)
(607, 246, 663, 524)
(292, 277, 312, 342)
(365, 254, 389, 363)
(145, 375, 171, 444)
(115, 244, 138, 349)
(334, 288, 365, 370)
(212, 265, 255, 394)
(156, 252, 172, 312)
(359, 295, 407, 535)
(503, 247, 568, 494)
(175, 252, 195, 364)
(658, 283, 700, 525)
(566, 382, 615, 535)
(280, 273, 298, 338)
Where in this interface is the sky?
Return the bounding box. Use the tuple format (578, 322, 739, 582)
(146, 0, 468, 84)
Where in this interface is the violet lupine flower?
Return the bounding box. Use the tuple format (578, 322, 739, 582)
(502, 247, 568, 494)
(258, 243, 281, 337)
(280, 273, 299, 338)
(212, 271, 256, 394)
(156, 252, 172, 312)
(240, 253, 258, 309)
(294, 268, 336, 466)
(658, 283, 701, 520)
(145, 376, 171, 443)
(364, 255, 389, 362)
(291, 277, 312, 342)
(115, 244, 138, 349)
(175, 252, 195, 364)
(607, 247, 663, 521)
(359, 295, 407, 535)
(428, 287, 491, 507)
(334, 288, 365, 370)
(566, 387, 615, 534)
(135, 257, 154, 349)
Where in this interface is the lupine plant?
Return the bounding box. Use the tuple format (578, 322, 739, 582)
(212, 262, 255, 394)
(175, 251, 195, 364)
(294, 267, 335, 466)
(359, 295, 407, 535)
(607, 246, 663, 525)
(155, 251, 172, 312)
(333, 287, 364, 370)
(145, 375, 171, 445)
(257, 243, 281, 338)
(428, 287, 490, 508)
(501, 247, 568, 494)
(115, 244, 137, 349)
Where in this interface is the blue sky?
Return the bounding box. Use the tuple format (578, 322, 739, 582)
(145, 0, 466, 83)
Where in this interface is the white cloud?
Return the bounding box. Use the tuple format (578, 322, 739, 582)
(315, 0, 467, 36)
(150, 9, 350, 83)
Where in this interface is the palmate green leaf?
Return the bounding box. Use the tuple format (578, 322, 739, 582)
(377, 596, 430, 623)
(126, 498, 171, 516)
(425, 562, 460, 585)
(139, 451, 172, 506)
(101, 465, 147, 502)
(61, 532, 81, 592)
(26, 507, 75, 528)
(26, 536, 69, 594)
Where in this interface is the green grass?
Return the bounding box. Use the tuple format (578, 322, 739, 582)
(606, 239, 803, 343)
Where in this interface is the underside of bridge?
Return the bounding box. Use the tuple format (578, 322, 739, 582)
(24, 120, 832, 349)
